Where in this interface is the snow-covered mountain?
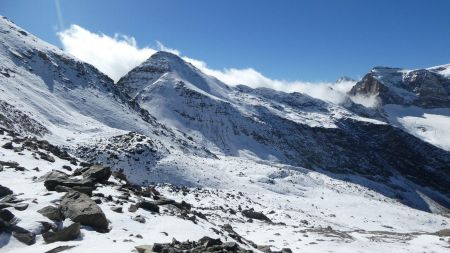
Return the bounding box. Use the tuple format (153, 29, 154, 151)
(348, 65, 450, 150)
(1, 16, 450, 253)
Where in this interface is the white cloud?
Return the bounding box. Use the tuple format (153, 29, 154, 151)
(58, 25, 156, 82)
(58, 24, 357, 104)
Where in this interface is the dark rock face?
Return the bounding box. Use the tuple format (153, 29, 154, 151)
(0, 184, 13, 198)
(43, 222, 80, 243)
(60, 191, 108, 232)
(37, 205, 64, 221)
(242, 210, 272, 222)
(349, 67, 450, 108)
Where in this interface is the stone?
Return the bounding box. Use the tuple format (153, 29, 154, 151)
(39, 152, 55, 162)
(111, 206, 123, 213)
(242, 209, 272, 222)
(2, 142, 13, 149)
(54, 185, 94, 196)
(139, 200, 159, 213)
(12, 226, 36, 245)
(37, 205, 64, 221)
(222, 241, 238, 250)
(44, 174, 95, 192)
(128, 204, 139, 213)
(81, 165, 111, 183)
(0, 184, 13, 198)
(135, 245, 153, 253)
(44, 245, 77, 253)
(13, 203, 28, 211)
(198, 236, 222, 247)
(43, 222, 80, 243)
(133, 215, 146, 223)
(0, 209, 15, 222)
(62, 165, 72, 171)
(435, 229, 450, 237)
(60, 191, 108, 232)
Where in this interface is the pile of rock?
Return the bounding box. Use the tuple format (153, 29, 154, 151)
(135, 236, 249, 253)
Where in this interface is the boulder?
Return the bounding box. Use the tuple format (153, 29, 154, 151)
(60, 191, 108, 232)
(2, 142, 13, 149)
(242, 209, 272, 222)
(81, 165, 111, 183)
(43, 222, 80, 243)
(139, 200, 159, 213)
(0, 209, 15, 222)
(12, 226, 36, 245)
(135, 245, 153, 253)
(0, 184, 13, 198)
(41, 170, 96, 192)
(37, 205, 64, 221)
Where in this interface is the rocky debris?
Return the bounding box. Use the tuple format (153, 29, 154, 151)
(44, 245, 77, 253)
(80, 164, 111, 183)
(138, 200, 160, 213)
(435, 229, 450, 237)
(38, 151, 55, 163)
(22, 138, 74, 162)
(60, 191, 109, 232)
(37, 205, 64, 221)
(242, 209, 272, 222)
(0, 195, 29, 210)
(135, 236, 249, 253)
(43, 222, 80, 243)
(0, 160, 26, 171)
(0, 184, 13, 198)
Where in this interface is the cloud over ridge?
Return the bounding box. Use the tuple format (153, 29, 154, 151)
(58, 24, 356, 104)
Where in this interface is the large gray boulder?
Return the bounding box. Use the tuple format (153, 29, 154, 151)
(60, 191, 108, 232)
(42, 170, 95, 191)
(81, 165, 111, 183)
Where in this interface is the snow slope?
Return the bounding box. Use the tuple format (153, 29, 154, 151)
(348, 64, 450, 151)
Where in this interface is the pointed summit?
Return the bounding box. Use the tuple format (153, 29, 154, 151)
(117, 51, 229, 99)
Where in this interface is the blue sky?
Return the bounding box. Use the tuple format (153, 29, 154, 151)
(1, 0, 450, 83)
